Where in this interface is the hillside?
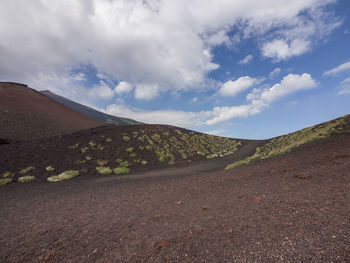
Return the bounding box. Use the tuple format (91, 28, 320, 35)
(0, 82, 102, 141)
(226, 114, 350, 169)
(0, 124, 259, 184)
(40, 90, 141, 125)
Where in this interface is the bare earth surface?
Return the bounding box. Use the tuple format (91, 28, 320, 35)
(0, 82, 101, 141)
(0, 134, 349, 262)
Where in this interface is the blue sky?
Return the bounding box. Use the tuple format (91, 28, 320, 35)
(0, 0, 349, 139)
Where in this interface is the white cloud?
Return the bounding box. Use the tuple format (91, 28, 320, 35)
(207, 73, 317, 125)
(192, 97, 198, 103)
(219, 76, 260, 96)
(323, 61, 350, 76)
(340, 77, 350, 85)
(238, 54, 253, 65)
(114, 81, 133, 95)
(88, 80, 115, 99)
(259, 73, 317, 103)
(0, 0, 340, 100)
(134, 84, 159, 101)
(105, 73, 317, 126)
(262, 39, 310, 61)
(105, 104, 211, 128)
(269, 68, 281, 78)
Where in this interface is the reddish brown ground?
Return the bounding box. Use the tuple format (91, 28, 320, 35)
(0, 82, 101, 141)
(0, 134, 349, 262)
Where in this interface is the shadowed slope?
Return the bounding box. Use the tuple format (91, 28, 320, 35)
(40, 90, 141, 125)
(0, 82, 102, 141)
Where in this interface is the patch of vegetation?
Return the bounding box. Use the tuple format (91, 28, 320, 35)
(96, 167, 112, 175)
(145, 145, 152, 151)
(123, 136, 131, 141)
(81, 147, 89, 154)
(68, 143, 79, 149)
(97, 144, 104, 150)
(2, 171, 14, 178)
(106, 138, 112, 143)
(141, 160, 148, 165)
(89, 141, 97, 148)
(45, 166, 55, 171)
(126, 147, 134, 152)
(113, 167, 130, 175)
(97, 160, 109, 167)
(75, 160, 87, 165)
(0, 178, 12, 186)
(116, 158, 123, 163)
(129, 153, 136, 157)
(47, 170, 80, 182)
(120, 161, 130, 167)
(18, 176, 36, 183)
(19, 166, 35, 175)
(226, 114, 350, 170)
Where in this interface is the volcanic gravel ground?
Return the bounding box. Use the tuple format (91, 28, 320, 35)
(0, 134, 349, 262)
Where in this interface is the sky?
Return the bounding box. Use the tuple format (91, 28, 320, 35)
(0, 0, 349, 139)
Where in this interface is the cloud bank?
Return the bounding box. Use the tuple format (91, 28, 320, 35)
(0, 0, 339, 101)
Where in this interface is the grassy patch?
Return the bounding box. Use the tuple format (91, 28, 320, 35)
(18, 176, 36, 183)
(2, 171, 14, 178)
(123, 136, 131, 141)
(113, 167, 130, 175)
(19, 166, 35, 175)
(0, 178, 12, 186)
(47, 170, 80, 182)
(96, 167, 112, 175)
(45, 166, 55, 171)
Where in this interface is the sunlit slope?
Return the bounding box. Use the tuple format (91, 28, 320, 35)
(226, 114, 350, 169)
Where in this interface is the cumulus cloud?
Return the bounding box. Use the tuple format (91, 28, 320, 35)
(114, 81, 133, 95)
(106, 73, 317, 126)
(105, 104, 211, 128)
(269, 68, 281, 78)
(323, 61, 350, 76)
(219, 76, 260, 96)
(0, 0, 340, 101)
(207, 73, 317, 125)
(88, 81, 115, 99)
(338, 77, 350, 95)
(259, 73, 317, 103)
(262, 39, 310, 61)
(134, 84, 159, 101)
(238, 55, 253, 65)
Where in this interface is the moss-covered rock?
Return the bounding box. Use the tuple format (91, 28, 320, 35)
(0, 178, 12, 186)
(113, 167, 130, 175)
(47, 170, 80, 182)
(19, 166, 35, 175)
(18, 176, 36, 183)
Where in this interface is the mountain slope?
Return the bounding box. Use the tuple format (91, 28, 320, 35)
(0, 82, 102, 141)
(40, 90, 141, 125)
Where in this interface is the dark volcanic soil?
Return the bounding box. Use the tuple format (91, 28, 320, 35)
(0, 134, 349, 262)
(0, 82, 101, 141)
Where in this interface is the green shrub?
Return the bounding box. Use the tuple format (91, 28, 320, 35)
(113, 167, 130, 175)
(0, 178, 12, 186)
(19, 166, 35, 174)
(96, 167, 112, 175)
(47, 170, 79, 182)
(18, 176, 36, 183)
(123, 136, 130, 141)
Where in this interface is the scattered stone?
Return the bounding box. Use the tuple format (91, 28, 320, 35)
(19, 166, 35, 174)
(18, 176, 36, 183)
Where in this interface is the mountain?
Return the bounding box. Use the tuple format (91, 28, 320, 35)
(40, 90, 141, 126)
(0, 82, 102, 141)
